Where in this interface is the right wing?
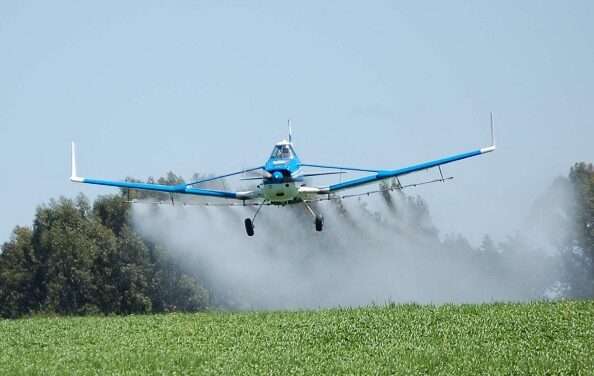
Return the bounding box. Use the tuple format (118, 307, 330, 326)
(69, 143, 258, 200)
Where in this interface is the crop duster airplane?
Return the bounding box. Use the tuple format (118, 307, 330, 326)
(70, 117, 496, 236)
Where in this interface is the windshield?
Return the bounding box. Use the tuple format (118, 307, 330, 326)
(271, 144, 294, 160)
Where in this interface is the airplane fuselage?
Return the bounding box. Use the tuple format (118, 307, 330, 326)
(259, 140, 304, 204)
(261, 181, 300, 203)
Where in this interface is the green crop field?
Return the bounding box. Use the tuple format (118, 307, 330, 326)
(1, 300, 593, 375)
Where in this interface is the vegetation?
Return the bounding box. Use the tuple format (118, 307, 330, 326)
(0, 193, 208, 319)
(1, 300, 594, 375)
(0, 164, 592, 318)
(566, 162, 594, 296)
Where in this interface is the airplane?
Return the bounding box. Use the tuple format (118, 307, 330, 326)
(70, 116, 496, 236)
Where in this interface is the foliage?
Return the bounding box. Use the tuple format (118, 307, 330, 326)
(1, 301, 593, 375)
(565, 162, 594, 296)
(1, 162, 593, 318)
(0, 194, 208, 319)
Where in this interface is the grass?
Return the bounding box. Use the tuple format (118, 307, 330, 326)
(1, 300, 594, 375)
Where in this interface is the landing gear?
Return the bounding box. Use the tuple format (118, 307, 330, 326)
(244, 201, 323, 235)
(244, 201, 265, 237)
(315, 214, 324, 232)
(304, 201, 324, 232)
(244, 218, 255, 237)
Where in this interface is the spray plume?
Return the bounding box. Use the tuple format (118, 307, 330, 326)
(131, 188, 570, 310)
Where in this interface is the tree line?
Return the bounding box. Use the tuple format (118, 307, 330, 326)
(0, 163, 592, 318)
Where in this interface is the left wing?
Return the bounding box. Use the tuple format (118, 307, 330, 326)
(325, 145, 495, 193)
(69, 143, 258, 200)
(308, 117, 496, 194)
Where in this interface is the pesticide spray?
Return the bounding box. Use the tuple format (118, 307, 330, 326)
(131, 187, 571, 310)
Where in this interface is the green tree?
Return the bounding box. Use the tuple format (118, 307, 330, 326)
(1, 188, 209, 318)
(93, 195, 130, 236)
(114, 225, 153, 313)
(566, 162, 594, 296)
(0, 227, 36, 318)
(32, 195, 106, 314)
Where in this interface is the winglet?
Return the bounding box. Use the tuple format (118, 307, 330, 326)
(480, 112, 497, 154)
(70, 142, 84, 182)
(490, 112, 496, 146)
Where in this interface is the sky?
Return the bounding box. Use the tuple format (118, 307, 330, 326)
(1, 1, 593, 244)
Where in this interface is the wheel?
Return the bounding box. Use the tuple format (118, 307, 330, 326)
(244, 218, 255, 237)
(315, 215, 324, 232)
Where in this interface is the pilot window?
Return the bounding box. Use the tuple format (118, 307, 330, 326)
(271, 145, 294, 159)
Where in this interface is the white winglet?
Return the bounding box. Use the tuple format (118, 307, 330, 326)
(70, 142, 84, 182)
(490, 111, 496, 147)
(480, 112, 497, 154)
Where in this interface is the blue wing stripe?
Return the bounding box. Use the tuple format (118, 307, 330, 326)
(328, 148, 483, 192)
(82, 178, 238, 199)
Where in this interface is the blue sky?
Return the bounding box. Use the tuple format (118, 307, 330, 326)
(1, 1, 593, 243)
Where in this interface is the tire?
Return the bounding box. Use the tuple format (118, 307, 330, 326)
(245, 218, 255, 237)
(315, 215, 324, 232)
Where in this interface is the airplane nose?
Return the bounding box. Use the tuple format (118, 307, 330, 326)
(273, 171, 284, 182)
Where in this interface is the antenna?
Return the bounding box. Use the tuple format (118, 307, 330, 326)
(288, 119, 293, 143)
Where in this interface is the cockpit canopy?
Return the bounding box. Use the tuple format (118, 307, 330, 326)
(270, 143, 295, 160)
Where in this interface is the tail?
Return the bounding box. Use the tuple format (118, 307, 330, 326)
(288, 119, 293, 143)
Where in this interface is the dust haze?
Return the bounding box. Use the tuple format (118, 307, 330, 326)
(130, 181, 574, 310)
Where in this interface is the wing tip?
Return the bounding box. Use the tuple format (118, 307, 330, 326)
(480, 145, 496, 154)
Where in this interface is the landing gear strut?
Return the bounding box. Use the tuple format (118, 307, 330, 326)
(304, 201, 324, 232)
(245, 202, 265, 237)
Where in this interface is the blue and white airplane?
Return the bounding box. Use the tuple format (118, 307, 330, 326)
(70, 117, 496, 236)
